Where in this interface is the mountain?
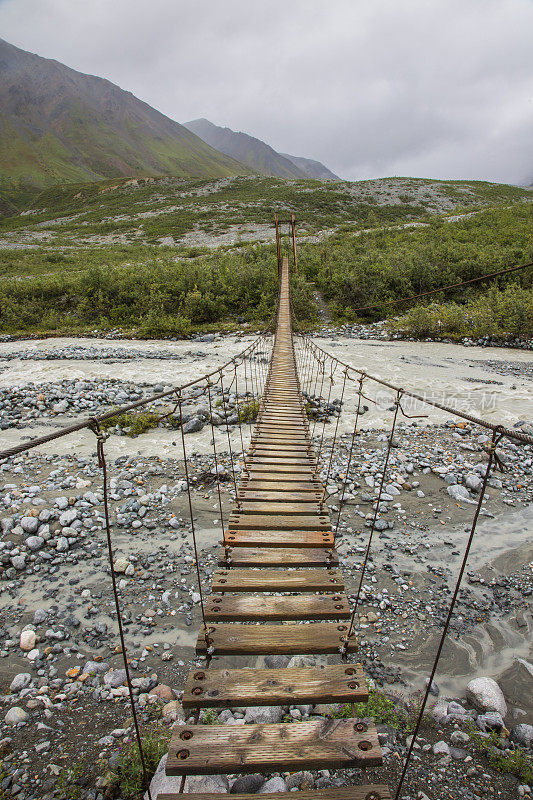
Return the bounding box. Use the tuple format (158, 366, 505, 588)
(280, 153, 339, 181)
(0, 38, 252, 198)
(184, 118, 339, 181)
(184, 118, 305, 178)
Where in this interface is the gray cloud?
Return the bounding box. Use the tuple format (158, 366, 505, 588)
(1, 0, 532, 183)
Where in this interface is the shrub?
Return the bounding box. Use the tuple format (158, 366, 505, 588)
(115, 725, 171, 798)
(331, 688, 409, 730)
(100, 410, 161, 436)
(468, 728, 533, 783)
(237, 399, 260, 423)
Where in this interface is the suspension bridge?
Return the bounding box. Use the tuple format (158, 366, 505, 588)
(1, 218, 531, 800)
(162, 255, 385, 797)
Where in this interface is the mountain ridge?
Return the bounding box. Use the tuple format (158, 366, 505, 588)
(0, 38, 253, 199)
(184, 118, 339, 181)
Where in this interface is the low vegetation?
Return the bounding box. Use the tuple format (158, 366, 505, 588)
(390, 284, 533, 340)
(298, 203, 532, 324)
(100, 410, 164, 436)
(236, 399, 260, 423)
(0, 245, 316, 335)
(467, 728, 533, 783)
(331, 688, 412, 730)
(0, 176, 530, 339)
(114, 725, 170, 798)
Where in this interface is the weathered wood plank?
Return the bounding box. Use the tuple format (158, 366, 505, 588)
(218, 547, 338, 567)
(196, 622, 357, 655)
(228, 513, 330, 531)
(211, 568, 343, 593)
(182, 663, 367, 708)
(159, 787, 391, 800)
(237, 490, 322, 502)
(238, 481, 322, 492)
(223, 530, 334, 547)
(245, 464, 316, 475)
(166, 718, 380, 774)
(204, 592, 350, 620)
(237, 501, 321, 514)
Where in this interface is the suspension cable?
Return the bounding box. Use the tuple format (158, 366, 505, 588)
(344, 389, 402, 649)
(394, 426, 505, 799)
(89, 420, 153, 800)
(334, 373, 366, 537)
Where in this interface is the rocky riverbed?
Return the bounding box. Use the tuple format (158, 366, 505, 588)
(0, 334, 531, 799)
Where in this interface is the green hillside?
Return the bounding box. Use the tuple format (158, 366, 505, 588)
(0, 38, 252, 207)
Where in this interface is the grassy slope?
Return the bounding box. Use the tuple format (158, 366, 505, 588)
(1, 175, 530, 244)
(0, 176, 531, 339)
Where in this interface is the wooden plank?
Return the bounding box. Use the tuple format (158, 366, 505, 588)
(237, 490, 322, 501)
(245, 457, 315, 465)
(254, 418, 309, 428)
(218, 547, 338, 567)
(196, 622, 357, 655)
(251, 440, 311, 448)
(182, 663, 367, 708)
(247, 449, 316, 468)
(245, 464, 316, 475)
(238, 481, 322, 492)
(223, 530, 334, 547)
(159, 787, 391, 800)
(251, 442, 312, 450)
(251, 438, 310, 446)
(211, 568, 343, 593)
(205, 593, 350, 620)
(228, 513, 330, 531)
(166, 718, 380, 775)
(237, 502, 321, 514)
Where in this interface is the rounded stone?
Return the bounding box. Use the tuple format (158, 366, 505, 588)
(466, 677, 507, 716)
(5, 707, 29, 725)
(20, 630, 36, 652)
(20, 516, 40, 534)
(9, 673, 32, 693)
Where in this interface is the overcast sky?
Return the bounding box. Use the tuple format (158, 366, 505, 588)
(1, 0, 532, 183)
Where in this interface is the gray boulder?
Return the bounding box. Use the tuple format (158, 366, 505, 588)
(259, 778, 288, 794)
(5, 707, 29, 725)
(10, 673, 32, 693)
(466, 677, 507, 716)
(144, 754, 185, 799)
(477, 711, 505, 732)
(33, 609, 48, 625)
(184, 773, 229, 793)
(103, 669, 127, 688)
(465, 473, 482, 492)
(450, 730, 470, 746)
(510, 724, 533, 749)
(432, 740, 450, 756)
(20, 516, 39, 534)
(84, 661, 109, 675)
(183, 416, 204, 434)
(231, 775, 265, 794)
(286, 771, 314, 789)
(263, 655, 290, 669)
(25, 536, 45, 552)
(447, 484, 472, 502)
(244, 705, 284, 724)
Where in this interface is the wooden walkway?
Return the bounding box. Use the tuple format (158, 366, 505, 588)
(162, 258, 389, 799)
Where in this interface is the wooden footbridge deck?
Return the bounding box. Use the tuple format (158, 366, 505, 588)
(160, 258, 390, 800)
